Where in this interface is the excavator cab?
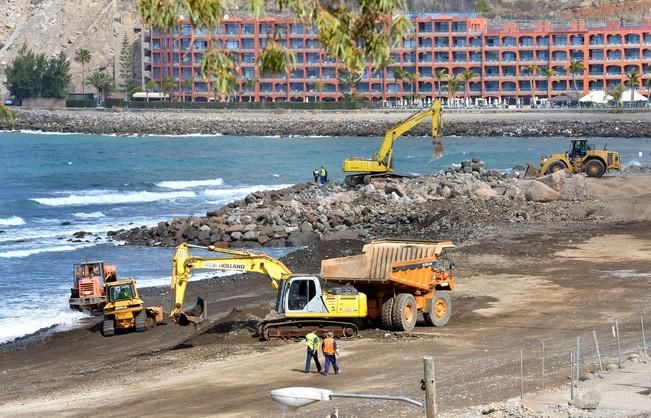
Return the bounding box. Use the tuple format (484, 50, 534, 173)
(69, 261, 116, 312)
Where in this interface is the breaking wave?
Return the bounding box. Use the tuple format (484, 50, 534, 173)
(155, 178, 224, 189)
(32, 190, 196, 207)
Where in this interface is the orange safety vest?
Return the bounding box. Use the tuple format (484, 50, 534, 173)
(323, 337, 336, 355)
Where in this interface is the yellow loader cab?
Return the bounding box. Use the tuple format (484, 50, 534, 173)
(539, 139, 620, 178)
(102, 279, 148, 336)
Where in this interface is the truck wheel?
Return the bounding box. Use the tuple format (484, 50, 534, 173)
(546, 161, 566, 175)
(585, 159, 605, 178)
(135, 309, 146, 332)
(391, 294, 418, 332)
(424, 292, 451, 327)
(381, 297, 394, 330)
(102, 318, 115, 336)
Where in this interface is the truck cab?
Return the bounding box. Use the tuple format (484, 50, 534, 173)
(69, 261, 116, 312)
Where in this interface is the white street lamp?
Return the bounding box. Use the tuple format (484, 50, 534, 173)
(270, 387, 424, 410)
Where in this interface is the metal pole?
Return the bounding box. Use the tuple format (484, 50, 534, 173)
(570, 352, 575, 400)
(541, 340, 545, 389)
(642, 316, 648, 364)
(592, 330, 603, 374)
(616, 320, 622, 368)
(575, 337, 581, 382)
(423, 356, 437, 418)
(520, 349, 524, 399)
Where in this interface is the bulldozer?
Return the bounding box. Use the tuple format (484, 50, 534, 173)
(525, 139, 620, 178)
(102, 278, 164, 336)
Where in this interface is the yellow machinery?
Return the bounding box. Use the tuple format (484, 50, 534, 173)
(342, 100, 443, 186)
(528, 139, 620, 178)
(102, 279, 163, 336)
(171, 240, 456, 339)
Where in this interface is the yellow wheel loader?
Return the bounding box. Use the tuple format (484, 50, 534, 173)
(526, 139, 620, 178)
(102, 279, 164, 336)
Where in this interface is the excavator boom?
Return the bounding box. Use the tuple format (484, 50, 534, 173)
(170, 243, 292, 324)
(343, 100, 443, 185)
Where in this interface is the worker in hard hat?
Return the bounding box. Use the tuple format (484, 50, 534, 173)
(320, 331, 339, 376)
(304, 330, 322, 374)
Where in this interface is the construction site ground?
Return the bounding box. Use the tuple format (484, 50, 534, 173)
(1, 176, 651, 417)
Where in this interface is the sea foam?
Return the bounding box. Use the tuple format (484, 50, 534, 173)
(32, 190, 196, 207)
(0, 216, 25, 226)
(155, 178, 224, 189)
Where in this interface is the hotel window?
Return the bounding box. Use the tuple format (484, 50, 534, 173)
(291, 24, 304, 34)
(451, 22, 467, 32)
(225, 24, 238, 35)
(226, 40, 239, 49)
(552, 35, 567, 46)
(418, 22, 433, 33)
(242, 24, 254, 34)
(434, 22, 449, 32)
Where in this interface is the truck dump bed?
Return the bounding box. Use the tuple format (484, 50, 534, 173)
(320, 239, 454, 288)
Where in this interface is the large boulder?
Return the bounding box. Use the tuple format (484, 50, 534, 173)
(536, 169, 568, 191)
(322, 229, 359, 241)
(559, 176, 588, 201)
(471, 183, 498, 199)
(524, 180, 561, 202)
(384, 182, 407, 197)
(569, 390, 600, 410)
(286, 231, 319, 247)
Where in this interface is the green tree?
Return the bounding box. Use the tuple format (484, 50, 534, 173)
(375, 54, 393, 104)
(87, 69, 114, 105)
(434, 68, 448, 100)
(181, 76, 194, 102)
(144, 79, 159, 102)
(567, 60, 584, 102)
(201, 49, 238, 102)
(338, 67, 362, 102)
(4, 45, 71, 100)
(74, 48, 91, 94)
(162, 76, 175, 101)
(474, 0, 490, 15)
(446, 76, 460, 105)
(608, 83, 625, 106)
(257, 36, 294, 102)
(459, 69, 476, 106)
(119, 35, 134, 91)
(542, 67, 556, 107)
(523, 64, 538, 107)
(137, 0, 412, 101)
(0, 103, 15, 129)
(314, 80, 324, 103)
(625, 68, 641, 104)
(244, 78, 257, 102)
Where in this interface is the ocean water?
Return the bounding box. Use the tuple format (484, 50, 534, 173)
(1, 130, 650, 344)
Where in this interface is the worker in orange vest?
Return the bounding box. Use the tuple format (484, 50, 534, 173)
(320, 331, 339, 376)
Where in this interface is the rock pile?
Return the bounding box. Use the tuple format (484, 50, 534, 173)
(109, 162, 601, 248)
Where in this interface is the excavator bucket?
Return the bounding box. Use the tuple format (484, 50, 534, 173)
(523, 163, 540, 178)
(177, 297, 207, 326)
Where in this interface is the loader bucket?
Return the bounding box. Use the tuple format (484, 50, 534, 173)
(177, 297, 207, 326)
(523, 163, 540, 178)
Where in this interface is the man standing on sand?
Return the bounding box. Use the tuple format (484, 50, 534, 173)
(321, 331, 339, 376)
(304, 330, 322, 373)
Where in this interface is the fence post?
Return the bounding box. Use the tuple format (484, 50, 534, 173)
(541, 340, 545, 389)
(576, 336, 581, 381)
(592, 330, 603, 374)
(520, 349, 524, 400)
(570, 352, 575, 401)
(642, 316, 648, 364)
(423, 356, 437, 418)
(615, 320, 622, 369)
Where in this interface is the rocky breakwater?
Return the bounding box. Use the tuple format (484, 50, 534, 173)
(110, 161, 599, 248)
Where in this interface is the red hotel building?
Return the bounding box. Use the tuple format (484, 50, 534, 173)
(147, 13, 651, 104)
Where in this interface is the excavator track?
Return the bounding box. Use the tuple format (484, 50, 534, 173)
(257, 318, 358, 340)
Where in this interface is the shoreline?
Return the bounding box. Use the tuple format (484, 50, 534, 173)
(8, 108, 651, 137)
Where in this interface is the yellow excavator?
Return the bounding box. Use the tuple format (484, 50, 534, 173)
(342, 100, 443, 186)
(170, 239, 456, 339)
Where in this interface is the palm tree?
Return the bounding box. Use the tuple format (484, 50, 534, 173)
(646, 77, 651, 107)
(608, 83, 625, 106)
(162, 76, 175, 101)
(181, 77, 194, 102)
(0, 103, 15, 129)
(625, 69, 641, 104)
(87, 69, 113, 105)
(257, 35, 295, 102)
(376, 55, 393, 105)
(459, 69, 476, 107)
(74, 48, 91, 95)
(523, 64, 538, 107)
(447, 76, 461, 107)
(244, 78, 257, 102)
(144, 79, 158, 102)
(201, 49, 239, 102)
(542, 67, 556, 107)
(393, 68, 408, 104)
(314, 80, 324, 103)
(434, 68, 448, 102)
(567, 60, 585, 103)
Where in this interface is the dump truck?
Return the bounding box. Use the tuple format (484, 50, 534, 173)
(102, 278, 164, 336)
(69, 261, 117, 312)
(170, 239, 456, 339)
(525, 139, 620, 178)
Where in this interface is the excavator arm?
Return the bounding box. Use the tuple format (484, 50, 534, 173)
(343, 100, 443, 183)
(170, 243, 292, 324)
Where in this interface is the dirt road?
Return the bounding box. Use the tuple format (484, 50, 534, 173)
(1, 176, 651, 417)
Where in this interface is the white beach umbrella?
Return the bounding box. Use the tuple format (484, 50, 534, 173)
(579, 91, 613, 104)
(620, 90, 648, 102)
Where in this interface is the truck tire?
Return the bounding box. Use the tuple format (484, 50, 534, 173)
(135, 309, 146, 332)
(546, 161, 566, 175)
(424, 292, 451, 327)
(102, 318, 115, 336)
(381, 297, 394, 330)
(391, 294, 418, 332)
(585, 159, 605, 178)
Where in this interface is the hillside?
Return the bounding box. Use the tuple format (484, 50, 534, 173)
(0, 0, 648, 98)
